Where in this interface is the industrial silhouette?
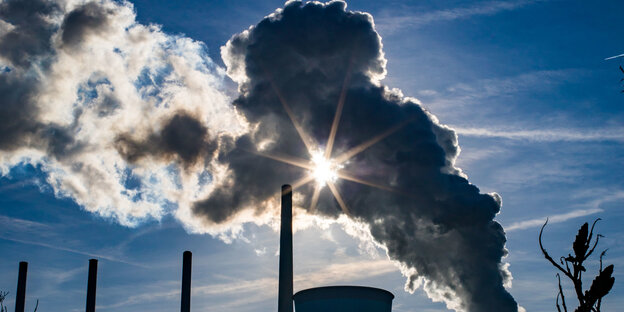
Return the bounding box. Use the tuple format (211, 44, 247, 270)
(16, 262, 26, 312)
(6, 185, 393, 311)
(181, 251, 192, 312)
(86, 259, 97, 312)
(280, 184, 394, 312)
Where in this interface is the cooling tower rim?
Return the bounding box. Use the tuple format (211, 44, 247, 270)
(293, 285, 394, 302)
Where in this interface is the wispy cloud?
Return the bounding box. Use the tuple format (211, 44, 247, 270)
(96, 283, 179, 310)
(294, 260, 397, 290)
(453, 126, 624, 142)
(0, 215, 143, 266)
(420, 69, 623, 144)
(436, 69, 578, 102)
(0, 234, 144, 267)
(420, 69, 582, 122)
(41, 266, 86, 284)
(96, 223, 176, 261)
(504, 191, 624, 231)
(505, 208, 603, 232)
(197, 259, 396, 296)
(0, 214, 51, 232)
(376, 0, 543, 34)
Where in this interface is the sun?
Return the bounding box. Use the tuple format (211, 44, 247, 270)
(255, 65, 411, 215)
(310, 150, 342, 187)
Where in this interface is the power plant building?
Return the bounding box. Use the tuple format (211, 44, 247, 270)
(278, 185, 394, 312)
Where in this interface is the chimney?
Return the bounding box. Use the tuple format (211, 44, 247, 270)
(181, 251, 192, 312)
(278, 184, 293, 312)
(86, 259, 98, 312)
(15, 261, 27, 312)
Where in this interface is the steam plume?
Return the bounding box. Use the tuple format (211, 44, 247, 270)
(211, 1, 519, 311)
(0, 0, 242, 226)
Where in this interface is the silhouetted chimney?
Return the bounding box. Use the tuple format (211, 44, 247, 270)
(278, 184, 293, 312)
(15, 261, 27, 312)
(181, 251, 192, 312)
(86, 259, 98, 312)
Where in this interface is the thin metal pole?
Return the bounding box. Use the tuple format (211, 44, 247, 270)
(278, 184, 293, 312)
(181, 251, 192, 312)
(15, 261, 27, 312)
(86, 259, 98, 312)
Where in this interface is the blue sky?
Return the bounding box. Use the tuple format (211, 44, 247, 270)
(0, 0, 623, 311)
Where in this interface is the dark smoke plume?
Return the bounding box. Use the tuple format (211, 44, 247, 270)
(206, 1, 520, 311)
(61, 2, 114, 48)
(0, 0, 59, 151)
(0, 0, 59, 67)
(115, 112, 218, 167)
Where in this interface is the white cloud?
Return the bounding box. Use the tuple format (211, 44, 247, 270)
(0, 0, 245, 232)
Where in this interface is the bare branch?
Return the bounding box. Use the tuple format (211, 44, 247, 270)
(587, 218, 601, 244)
(595, 251, 605, 311)
(563, 257, 572, 276)
(584, 219, 603, 260)
(0, 291, 8, 312)
(599, 249, 608, 272)
(540, 219, 574, 279)
(540, 218, 615, 312)
(557, 273, 568, 312)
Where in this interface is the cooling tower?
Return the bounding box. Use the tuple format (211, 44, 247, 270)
(293, 286, 394, 312)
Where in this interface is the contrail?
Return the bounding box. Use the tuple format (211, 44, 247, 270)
(604, 53, 624, 60)
(0, 235, 144, 267)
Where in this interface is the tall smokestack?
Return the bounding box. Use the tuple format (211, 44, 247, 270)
(86, 259, 98, 312)
(278, 184, 293, 312)
(181, 251, 192, 312)
(15, 261, 27, 312)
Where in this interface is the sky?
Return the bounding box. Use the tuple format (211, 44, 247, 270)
(0, 0, 623, 311)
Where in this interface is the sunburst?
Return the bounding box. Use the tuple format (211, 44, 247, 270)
(257, 66, 411, 215)
(310, 150, 342, 187)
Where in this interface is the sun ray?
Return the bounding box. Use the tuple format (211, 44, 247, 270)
(334, 118, 413, 164)
(309, 184, 322, 213)
(275, 174, 315, 200)
(326, 180, 350, 216)
(266, 174, 314, 204)
(250, 149, 313, 171)
(291, 174, 315, 191)
(264, 74, 317, 153)
(337, 171, 410, 197)
(254, 64, 411, 218)
(324, 61, 354, 159)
